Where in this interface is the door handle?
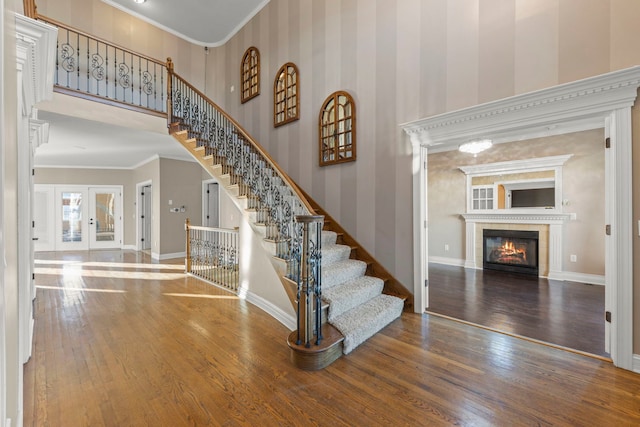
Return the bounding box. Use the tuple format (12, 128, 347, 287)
(32, 237, 39, 241)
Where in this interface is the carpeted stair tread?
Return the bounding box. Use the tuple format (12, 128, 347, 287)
(323, 276, 384, 321)
(322, 259, 367, 289)
(330, 294, 404, 354)
(322, 230, 338, 246)
(322, 244, 352, 265)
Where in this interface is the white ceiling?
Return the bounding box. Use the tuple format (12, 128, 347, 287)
(101, 0, 270, 46)
(35, 110, 194, 169)
(35, 1, 269, 169)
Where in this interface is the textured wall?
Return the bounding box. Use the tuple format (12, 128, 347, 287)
(204, 0, 640, 290)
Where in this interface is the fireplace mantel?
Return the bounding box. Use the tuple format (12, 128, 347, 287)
(462, 212, 574, 224)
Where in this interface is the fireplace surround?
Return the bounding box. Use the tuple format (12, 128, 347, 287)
(483, 229, 539, 276)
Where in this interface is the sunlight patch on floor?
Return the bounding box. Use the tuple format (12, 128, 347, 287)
(36, 285, 127, 293)
(34, 266, 185, 280)
(163, 292, 238, 299)
(34, 259, 184, 270)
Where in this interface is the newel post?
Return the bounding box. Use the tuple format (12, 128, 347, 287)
(294, 215, 324, 347)
(185, 218, 191, 273)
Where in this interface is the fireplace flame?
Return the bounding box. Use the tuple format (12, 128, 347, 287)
(499, 240, 527, 262)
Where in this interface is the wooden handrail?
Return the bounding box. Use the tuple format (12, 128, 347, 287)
(36, 14, 166, 68)
(167, 67, 316, 216)
(23, 0, 37, 18)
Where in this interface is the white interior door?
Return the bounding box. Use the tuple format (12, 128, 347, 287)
(53, 186, 122, 251)
(55, 186, 89, 251)
(89, 187, 122, 249)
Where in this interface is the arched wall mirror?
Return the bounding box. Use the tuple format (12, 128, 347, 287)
(319, 90, 356, 166)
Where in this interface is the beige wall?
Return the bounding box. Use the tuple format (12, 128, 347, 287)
(428, 129, 605, 276)
(35, 0, 206, 89)
(158, 158, 203, 255)
(205, 0, 640, 293)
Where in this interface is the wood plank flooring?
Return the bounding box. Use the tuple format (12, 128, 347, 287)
(23, 250, 640, 426)
(427, 263, 607, 357)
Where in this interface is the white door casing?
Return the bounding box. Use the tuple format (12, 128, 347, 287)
(401, 66, 640, 371)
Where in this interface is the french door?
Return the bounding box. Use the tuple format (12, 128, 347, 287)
(35, 185, 122, 251)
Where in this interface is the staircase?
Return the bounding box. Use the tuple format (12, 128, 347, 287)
(319, 230, 404, 354)
(171, 62, 415, 368)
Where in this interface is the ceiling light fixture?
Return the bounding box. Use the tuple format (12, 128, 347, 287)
(133, 0, 146, 4)
(459, 139, 493, 156)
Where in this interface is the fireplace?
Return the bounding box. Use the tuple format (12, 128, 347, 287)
(483, 229, 539, 276)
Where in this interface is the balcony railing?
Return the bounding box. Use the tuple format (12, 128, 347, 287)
(38, 15, 167, 117)
(185, 220, 239, 292)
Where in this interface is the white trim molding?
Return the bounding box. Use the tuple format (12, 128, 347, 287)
(633, 354, 640, 374)
(238, 286, 296, 331)
(402, 66, 640, 371)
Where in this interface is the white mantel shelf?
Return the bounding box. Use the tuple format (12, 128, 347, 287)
(462, 212, 574, 224)
(461, 211, 572, 281)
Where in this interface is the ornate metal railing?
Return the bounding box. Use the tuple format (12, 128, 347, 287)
(185, 220, 239, 292)
(38, 15, 167, 116)
(167, 62, 316, 266)
(293, 215, 324, 347)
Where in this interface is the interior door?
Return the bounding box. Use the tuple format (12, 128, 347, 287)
(55, 187, 89, 251)
(141, 184, 152, 251)
(89, 187, 121, 249)
(204, 181, 219, 228)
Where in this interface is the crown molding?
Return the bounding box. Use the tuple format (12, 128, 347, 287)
(401, 66, 640, 150)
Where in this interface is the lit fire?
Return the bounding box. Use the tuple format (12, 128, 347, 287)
(490, 239, 528, 264)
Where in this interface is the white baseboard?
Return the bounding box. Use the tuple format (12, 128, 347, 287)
(429, 256, 465, 267)
(633, 354, 640, 374)
(154, 251, 185, 261)
(238, 285, 296, 331)
(561, 272, 605, 286)
(122, 244, 137, 251)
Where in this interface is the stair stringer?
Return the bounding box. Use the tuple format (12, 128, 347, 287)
(171, 129, 298, 331)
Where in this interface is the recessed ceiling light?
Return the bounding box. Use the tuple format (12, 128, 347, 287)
(133, 0, 146, 4)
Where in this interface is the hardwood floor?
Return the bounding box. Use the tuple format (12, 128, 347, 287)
(24, 250, 640, 426)
(427, 263, 607, 357)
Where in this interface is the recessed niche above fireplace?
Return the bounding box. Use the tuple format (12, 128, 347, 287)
(459, 155, 572, 213)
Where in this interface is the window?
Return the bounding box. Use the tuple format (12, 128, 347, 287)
(319, 91, 356, 166)
(241, 47, 260, 103)
(274, 62, 299, 127)
(471, 185, 494, 210)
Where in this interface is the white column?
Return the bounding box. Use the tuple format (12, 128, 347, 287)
(464, 221, 477, 269)
(547, 223, 563, 280)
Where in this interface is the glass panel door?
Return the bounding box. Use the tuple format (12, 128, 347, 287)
(55, 187, 88, 250)
(89, 187, 121, 249)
